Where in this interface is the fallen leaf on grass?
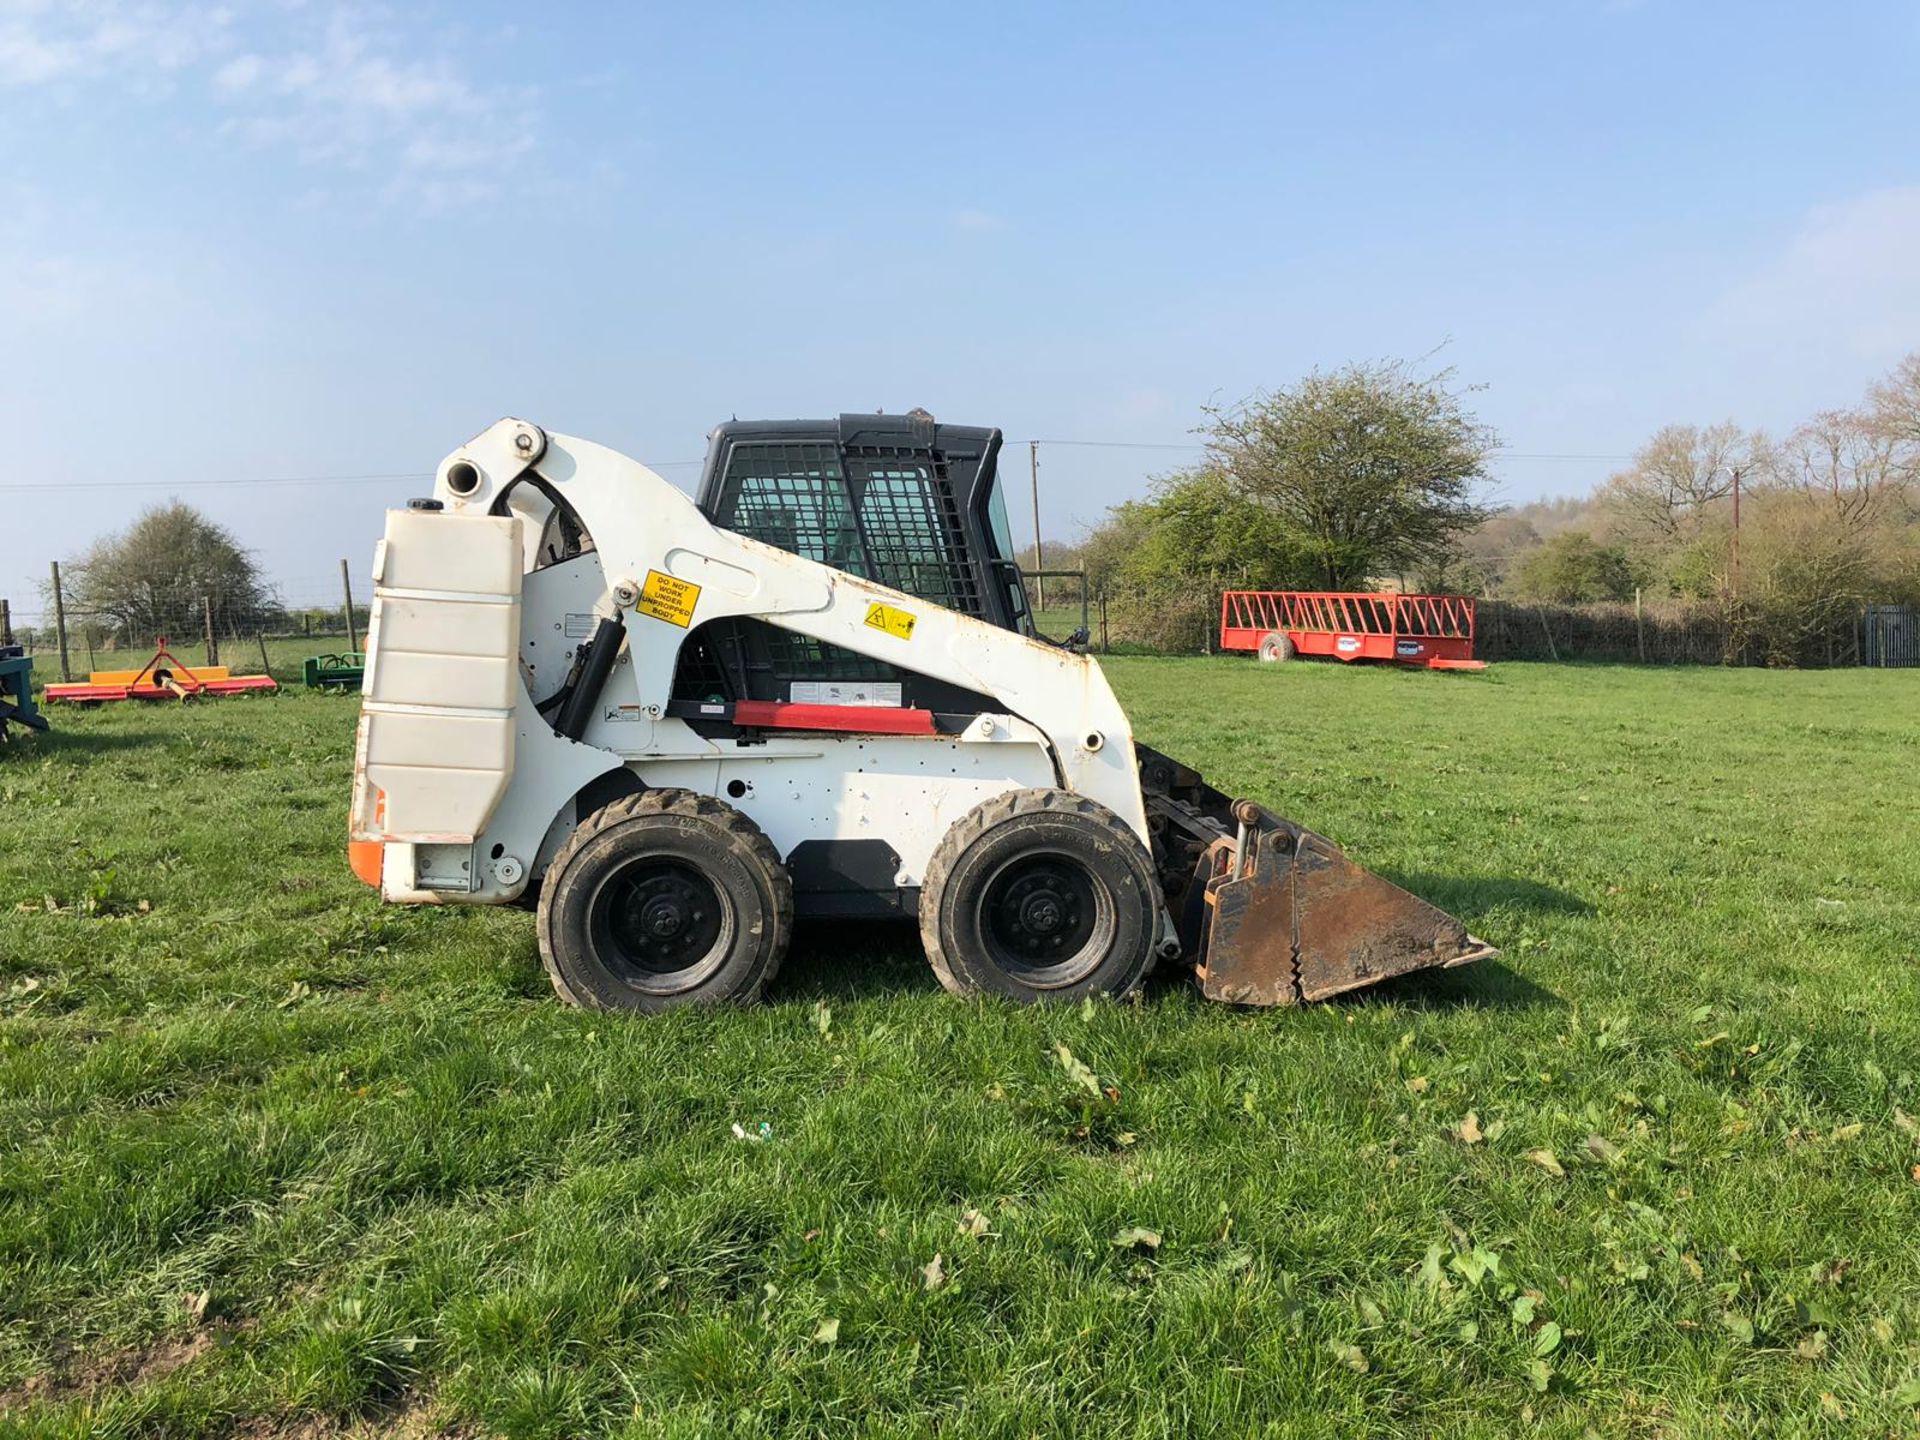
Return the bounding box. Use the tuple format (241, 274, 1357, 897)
(1820, 1392, 1845, 1420)
(1524, 1149, 1564, 1177)
(1584, 1134, 1622, 1165)
(921, 1254, 946, 1291)
(1405, 1076, 1429, 1095)
(1893, 1108, 1919, 1139)
(1456, 1112, 1483, 1145)
(956, 1209, 990, 1239)
(1328, 1341, 1369, 1374)
(1525, 1358, 1551, 1392)
(813, 1317, 840, 1344)
(1796, 1329, 1828, 1360)
(1830, 1123, 1864, 1142)
(1892, 1376, 1920, 1407)
(1720, 1312, 1755, 1344)
(1112, 1226, 1161, 1252)
(1532, 1322, 1562, 1357)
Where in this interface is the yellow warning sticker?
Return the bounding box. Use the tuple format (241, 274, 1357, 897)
(864, 601, 918, 640)
(637, 569, 701, 628)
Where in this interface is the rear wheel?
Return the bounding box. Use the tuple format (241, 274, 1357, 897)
(920, 788, 1161, 1003)
(537, 789, 792, 1012)
(1256, 631, 1295, 663)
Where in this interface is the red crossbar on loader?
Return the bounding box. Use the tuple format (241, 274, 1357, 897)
(43, 638, 278, 703)
(1220, 591, 1486, 670)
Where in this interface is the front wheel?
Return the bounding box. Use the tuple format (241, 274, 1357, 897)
(919, 789, 1161, 1003)
(1256, 631, 1295, 663)
(536, 789, 792, 1012)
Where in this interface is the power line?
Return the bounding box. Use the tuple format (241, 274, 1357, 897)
(0, 472, 428, 493)
(0, 458, 710, 493)
(1026, 438, 1204, 450)
(0, 436, 1635, 496)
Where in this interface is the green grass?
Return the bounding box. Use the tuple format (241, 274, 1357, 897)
(2, 661, 1919, 1437)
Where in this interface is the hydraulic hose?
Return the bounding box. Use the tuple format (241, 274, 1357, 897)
(553, 616, 626, 741)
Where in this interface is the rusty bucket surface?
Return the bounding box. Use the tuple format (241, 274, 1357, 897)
(1190, 805, 1495, 1006)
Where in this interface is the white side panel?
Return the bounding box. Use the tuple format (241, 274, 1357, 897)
(635, 730, 1058, 885)
(352, 511, 524, 844)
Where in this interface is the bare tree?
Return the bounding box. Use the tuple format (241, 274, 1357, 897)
(1602, 422, 1765, 544)
(1773, 409, 1906, 532)
(1867, 351, 1920, 449)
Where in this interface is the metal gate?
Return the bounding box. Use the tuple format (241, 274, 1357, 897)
(1864, 604, 1919, 667)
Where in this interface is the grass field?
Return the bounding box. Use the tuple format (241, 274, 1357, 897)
(3, 660, 1919, 1438)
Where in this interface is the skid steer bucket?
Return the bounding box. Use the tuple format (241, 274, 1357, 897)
(1141, 749, 1494, 1005)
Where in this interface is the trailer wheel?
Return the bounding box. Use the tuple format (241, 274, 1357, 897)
(1256, 631, 1295, 663)
(920, 788, 1161, 1003)
(537, 789, 792, 1012)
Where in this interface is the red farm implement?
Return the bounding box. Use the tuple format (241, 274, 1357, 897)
(43, 638, 278, 704)
(1220, 591, 1487, 671)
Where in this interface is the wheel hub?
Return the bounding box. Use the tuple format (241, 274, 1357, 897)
(979, 855, 1102, 981)
(601, 862, 723, 976)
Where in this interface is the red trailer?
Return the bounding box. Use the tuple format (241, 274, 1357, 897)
(1220, 591, 1486, 670)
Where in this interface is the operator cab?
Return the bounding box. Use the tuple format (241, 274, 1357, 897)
(673, 410, 1034, 711)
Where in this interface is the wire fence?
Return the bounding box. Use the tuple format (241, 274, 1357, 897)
(1044, 585, 1902, 668)
(4, 569, 1908, 684)
(0, 570, 367, 686)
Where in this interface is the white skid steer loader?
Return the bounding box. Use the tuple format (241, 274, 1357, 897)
(348, 414, 1492, 1011)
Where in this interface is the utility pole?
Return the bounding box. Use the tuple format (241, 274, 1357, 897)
(341, 558, 360, 652)
(1028, 440, 1046, 611)
(1729, 466, 1743, 600)
(48, 561, 71, 682)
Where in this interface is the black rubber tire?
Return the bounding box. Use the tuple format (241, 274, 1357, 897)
(1256, 631, 1295, 663)
(919, 788, 1161, 1003)
(536, 789, 793, 1012)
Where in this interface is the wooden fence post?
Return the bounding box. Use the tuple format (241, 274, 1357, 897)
(341, 559, 360, 652)
(49, 561, 72, 682)
(1535, 606, 1559, 662)
(1634, 588, 1646, 663)
(0, 597, 11, 647)
(203, 595, 219, 667)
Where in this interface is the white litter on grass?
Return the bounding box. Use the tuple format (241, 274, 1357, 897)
(731, 1122, 773, 1143)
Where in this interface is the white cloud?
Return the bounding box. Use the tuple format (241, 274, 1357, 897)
(0, 2, 537, 206)
(0, 0, 231, 85)
(953, 209, 1007, 233)
(1707, 186, 1920, 367)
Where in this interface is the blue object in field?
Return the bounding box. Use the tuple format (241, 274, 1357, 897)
(0, 644, 48, 742)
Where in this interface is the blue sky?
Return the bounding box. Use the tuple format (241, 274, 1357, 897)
(4, 1, 1919, 618)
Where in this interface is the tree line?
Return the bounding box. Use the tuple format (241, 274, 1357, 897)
(1063, 353, 1920, 662)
